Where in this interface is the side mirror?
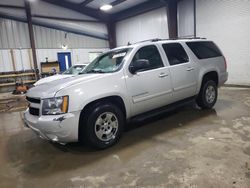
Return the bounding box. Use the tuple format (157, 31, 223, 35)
(129, 59, 150, 74)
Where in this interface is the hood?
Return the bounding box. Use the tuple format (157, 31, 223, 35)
(34, 74, 74, 86)
(27, 73, 109, 98)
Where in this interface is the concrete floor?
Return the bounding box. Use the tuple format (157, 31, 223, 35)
(0, 87, 250, 188)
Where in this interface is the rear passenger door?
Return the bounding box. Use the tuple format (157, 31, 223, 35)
(162, 43, 197, 101)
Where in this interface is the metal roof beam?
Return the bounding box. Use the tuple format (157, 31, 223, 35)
(32, 14, 104, 23)
(111, 0, 127, 6)
(111, 0, 166, 22)
(0, 4, 25, 9)
(79, 0, 94, 7)
(0, 13, 108, 40)
(42, 0, 109, 22)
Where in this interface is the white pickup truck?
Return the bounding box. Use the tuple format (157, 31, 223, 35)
(24, 38, 228, 149)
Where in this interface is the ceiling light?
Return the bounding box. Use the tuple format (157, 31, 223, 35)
(61, 44, 68, 50)
(100, 4, 113, 11)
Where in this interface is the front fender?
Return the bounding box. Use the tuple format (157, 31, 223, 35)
(78, 92, 130, 118)
(55, 72, 131, 118)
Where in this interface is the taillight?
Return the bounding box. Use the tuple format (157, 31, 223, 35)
(223, 56, 227, 70)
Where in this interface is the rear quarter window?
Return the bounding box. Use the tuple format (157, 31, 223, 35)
(186, 41, 222, 59)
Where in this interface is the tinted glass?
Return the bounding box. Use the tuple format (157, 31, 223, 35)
(82, 48, 132, 73)
(162, 43, 189, 66)
(132, 45, 164, 71)
(186, 41, 222, 59)
(62, 65, 86, 75)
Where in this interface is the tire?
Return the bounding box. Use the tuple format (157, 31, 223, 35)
(196, 80, 218, 109)
(79, 102, 124, 149)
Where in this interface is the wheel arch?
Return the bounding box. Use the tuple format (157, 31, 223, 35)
(78, 95, 127, 140)
(198, 70, 219, 93)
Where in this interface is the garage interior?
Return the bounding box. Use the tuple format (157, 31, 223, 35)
(0, 0, 250, 187)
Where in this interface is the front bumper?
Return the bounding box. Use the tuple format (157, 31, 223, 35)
(23, 108, 80, 143)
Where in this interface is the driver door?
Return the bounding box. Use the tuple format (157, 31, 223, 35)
(125, 45, 173, 116)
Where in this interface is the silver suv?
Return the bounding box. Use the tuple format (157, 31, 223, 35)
(24, 38, 228, 149)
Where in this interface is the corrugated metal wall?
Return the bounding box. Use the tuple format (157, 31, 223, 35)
(116, 7, 169, 46)
(0, 18, 108, 49)
(36, 48, 107, 65)
(0, 19, 30, 49)
(30, 0, 96, 21)
(177, 0, 194, 37)
(0, 49, 33, 72)
(0, 18, 109, 72)
(196, 0, 250, 85)
(33, 25, 108, 49)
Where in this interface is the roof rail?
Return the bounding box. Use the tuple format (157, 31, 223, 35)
(168, 37, 207, 40)
(127, 38, 162, 45)
(127, 37, 206, 45)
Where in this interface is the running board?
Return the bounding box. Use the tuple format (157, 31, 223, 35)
(129, 96, 196, 123)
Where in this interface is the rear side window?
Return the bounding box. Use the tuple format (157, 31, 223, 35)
(162, 43, 189, 66)
(186, 41, 222, 59)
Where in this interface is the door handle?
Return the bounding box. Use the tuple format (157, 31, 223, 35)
(186, 67, 194, 71)
(159, 73, 168, 78)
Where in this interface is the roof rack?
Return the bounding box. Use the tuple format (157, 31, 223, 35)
(168, 37, 207, 40)
(127, 38, 161, 45)
(127, 37, 206, 45)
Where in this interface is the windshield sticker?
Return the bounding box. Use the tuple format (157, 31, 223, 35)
(112, 52, 126, 59)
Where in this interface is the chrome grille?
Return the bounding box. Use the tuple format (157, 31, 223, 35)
(26, 96, 40, 104)
(29, 107, 39, 116)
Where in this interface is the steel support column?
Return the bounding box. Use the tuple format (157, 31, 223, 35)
(25, 0, 39, 80)
(107, 22, 117, 49)
(194, 0, 196, 37)
(166, 0, 178, 39)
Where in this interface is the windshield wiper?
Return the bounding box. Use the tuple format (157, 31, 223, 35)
(86, 70, 106, 74)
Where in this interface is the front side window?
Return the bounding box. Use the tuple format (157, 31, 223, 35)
(82, 48, 132, 74)
(162, 43, 189, 66)
(131, 45, 164, 71)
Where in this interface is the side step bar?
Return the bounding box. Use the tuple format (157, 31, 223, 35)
(128, 96, 196, 123)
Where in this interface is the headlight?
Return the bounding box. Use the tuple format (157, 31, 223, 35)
(42, 96, 68, 115)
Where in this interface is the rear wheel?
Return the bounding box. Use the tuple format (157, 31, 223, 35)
(79, 103, 124, 149)
(196, 80, 217, 109)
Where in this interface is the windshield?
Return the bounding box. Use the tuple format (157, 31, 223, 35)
(62, 65, 86, 75)
(81, 48, 132, 74)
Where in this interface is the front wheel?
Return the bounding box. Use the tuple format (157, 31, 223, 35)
(196, 80, 218, 109)
(80, 103, 124, 149)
